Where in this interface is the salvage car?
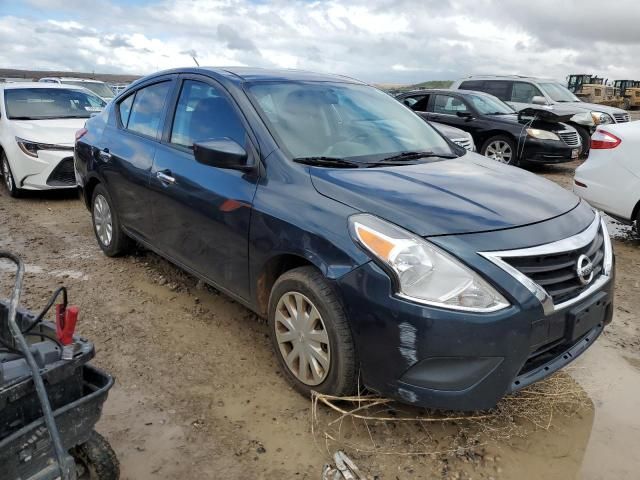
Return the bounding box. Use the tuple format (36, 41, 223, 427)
(397, 89, 581, 166)
(574, 122, 640, 229)
(451, 76, 631, 157)
(75, 68, 614, 410)
(0, 83, 106, 197)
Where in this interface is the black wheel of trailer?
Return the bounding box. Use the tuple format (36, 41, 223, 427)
(71, 430, 120, 480)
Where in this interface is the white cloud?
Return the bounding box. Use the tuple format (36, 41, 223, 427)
(1, 0, 639, 84)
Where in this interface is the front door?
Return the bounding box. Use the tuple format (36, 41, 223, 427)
(149, 77, 259, 301)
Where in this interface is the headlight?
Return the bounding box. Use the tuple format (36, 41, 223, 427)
(571, 112, 595, 126)
(526, 128, 560, 141)
(15, 137, 71, 158)
(591, 112, 614, 125)
(349, 214, 509, 312)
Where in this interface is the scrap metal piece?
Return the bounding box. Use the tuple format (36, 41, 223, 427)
(321, 451, 365, 480)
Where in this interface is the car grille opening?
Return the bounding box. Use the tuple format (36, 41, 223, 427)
(613, 113, 630, 123)
(46, 157, 76, 187)
(453, 138, 473, 151)
(557, 130, 580, 147)
(501, 226, 606, 305)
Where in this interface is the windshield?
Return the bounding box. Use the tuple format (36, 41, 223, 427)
(247, 81, 456, 162)
(4, 88, 106, 120)
(62, 80, 114, 99)
(539, 82, 580, 102)
(466, 94, 514, 114)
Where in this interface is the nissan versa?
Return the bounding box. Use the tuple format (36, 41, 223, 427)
(74, 68, 614, 410)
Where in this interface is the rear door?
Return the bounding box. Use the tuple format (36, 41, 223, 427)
(149, 75, 259, 300)
(99, 76, 175, 240)
(426, 94, 474, 131)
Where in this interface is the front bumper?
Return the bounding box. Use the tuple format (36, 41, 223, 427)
(521, 138, 579, 164)
(337, 261, 613, 410)
(11, 149, 76, 190)
(337, 207, 613, 410)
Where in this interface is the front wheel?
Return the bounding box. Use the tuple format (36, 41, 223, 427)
(1, 153, 20, 197)
(481, 135, 519, 166)
(268, 266, 358, 399)
(71, 431, 120, 480)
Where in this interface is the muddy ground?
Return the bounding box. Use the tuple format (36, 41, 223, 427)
(1, 156, 640, 479)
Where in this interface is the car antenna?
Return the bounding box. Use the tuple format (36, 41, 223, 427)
(192, 55, 200, 67)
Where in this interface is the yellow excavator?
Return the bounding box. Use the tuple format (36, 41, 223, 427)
(614, 80, 640, 110)
(567, 74, 624, 108)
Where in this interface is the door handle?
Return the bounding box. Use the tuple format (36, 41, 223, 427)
(98, 148, 111, 161)
(156, 170, 176, 185)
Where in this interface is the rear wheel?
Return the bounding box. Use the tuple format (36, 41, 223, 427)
(91, 184, 132, 257)
(1, 152, 20, 197)
(481, 135, 519, 166)
(268, 266, 357, 399)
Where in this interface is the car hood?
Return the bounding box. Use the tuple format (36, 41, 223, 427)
(310, 153, 580, 236)
(563, 101, 626, 115)
(9, 118, 87, 146)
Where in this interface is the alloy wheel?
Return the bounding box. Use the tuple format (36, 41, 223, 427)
(275, 291, 330, 386)
(2, 157, 13, 192)
(93, 194, 113, 247)
(484, 140, 513, 164)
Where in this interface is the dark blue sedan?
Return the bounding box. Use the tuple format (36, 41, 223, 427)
(74, 67, 614, 410)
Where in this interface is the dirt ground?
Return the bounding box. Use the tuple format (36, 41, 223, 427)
(1, 157, 640, 479)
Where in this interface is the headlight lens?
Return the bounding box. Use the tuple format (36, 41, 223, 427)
(15, 137, 71, 158)
(349, 214, 509, 312)
(591, 112, 614, 125)
(526, 128, 560, 141)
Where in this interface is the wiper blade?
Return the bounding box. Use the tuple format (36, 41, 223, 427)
(293, 156, 362, 168)
(380, 151, 457, 162)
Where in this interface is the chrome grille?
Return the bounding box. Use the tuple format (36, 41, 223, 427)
(502, 228, 605, 305)
(613, 113, 630, 123)
(453, 137, 473, 151)
(557, 130, 580, 147)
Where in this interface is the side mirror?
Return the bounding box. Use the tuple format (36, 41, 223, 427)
(456, 111, 473, 120)
(193, 138, 251, 171)
(531, 96, 548, 105)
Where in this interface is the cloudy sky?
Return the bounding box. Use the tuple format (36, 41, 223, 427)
(1, 0, 639, 84)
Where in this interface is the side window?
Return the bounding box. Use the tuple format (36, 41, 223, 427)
(126, 81, 171, 138)
(402, 95, 424, 108)
(480, 81, 511, 101)
(511, 82, 542, 103)
(118, 93, 134, 127)
(432, 95, 469, 114)
(459, 80, 485, 92)
(170, 80, 246, 149)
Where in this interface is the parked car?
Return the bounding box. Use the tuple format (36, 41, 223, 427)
(451, 75, 631, 156)
(574, 122, 640, 229)
(39, 77, 116, 102)
(75, 67, 614, 411)
(0, 83, 106, 197)
(397, 89, 581, 166)
(429, 121, 475, 151)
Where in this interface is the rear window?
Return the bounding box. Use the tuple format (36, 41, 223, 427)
(125, 82, 171, 138)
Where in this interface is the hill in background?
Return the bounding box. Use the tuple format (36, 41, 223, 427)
(0, 68, 140, 83)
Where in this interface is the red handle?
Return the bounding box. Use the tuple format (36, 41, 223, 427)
(56, 305, 79, 345)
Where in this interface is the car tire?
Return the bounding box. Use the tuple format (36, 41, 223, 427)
(91, 184, 132, 257)
(481, 135, 520, 166)
(268, 266, 358, 399)
(575, 126, 591, 159)
(1, 152, 21, 198)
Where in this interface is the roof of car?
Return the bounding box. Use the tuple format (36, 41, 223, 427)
(0, 82, 95, 91)
(401, 88, 497, 97)
(41, 77, 105, 83)
(132, 67, 365, 87)
(458, 75, 558, 83)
